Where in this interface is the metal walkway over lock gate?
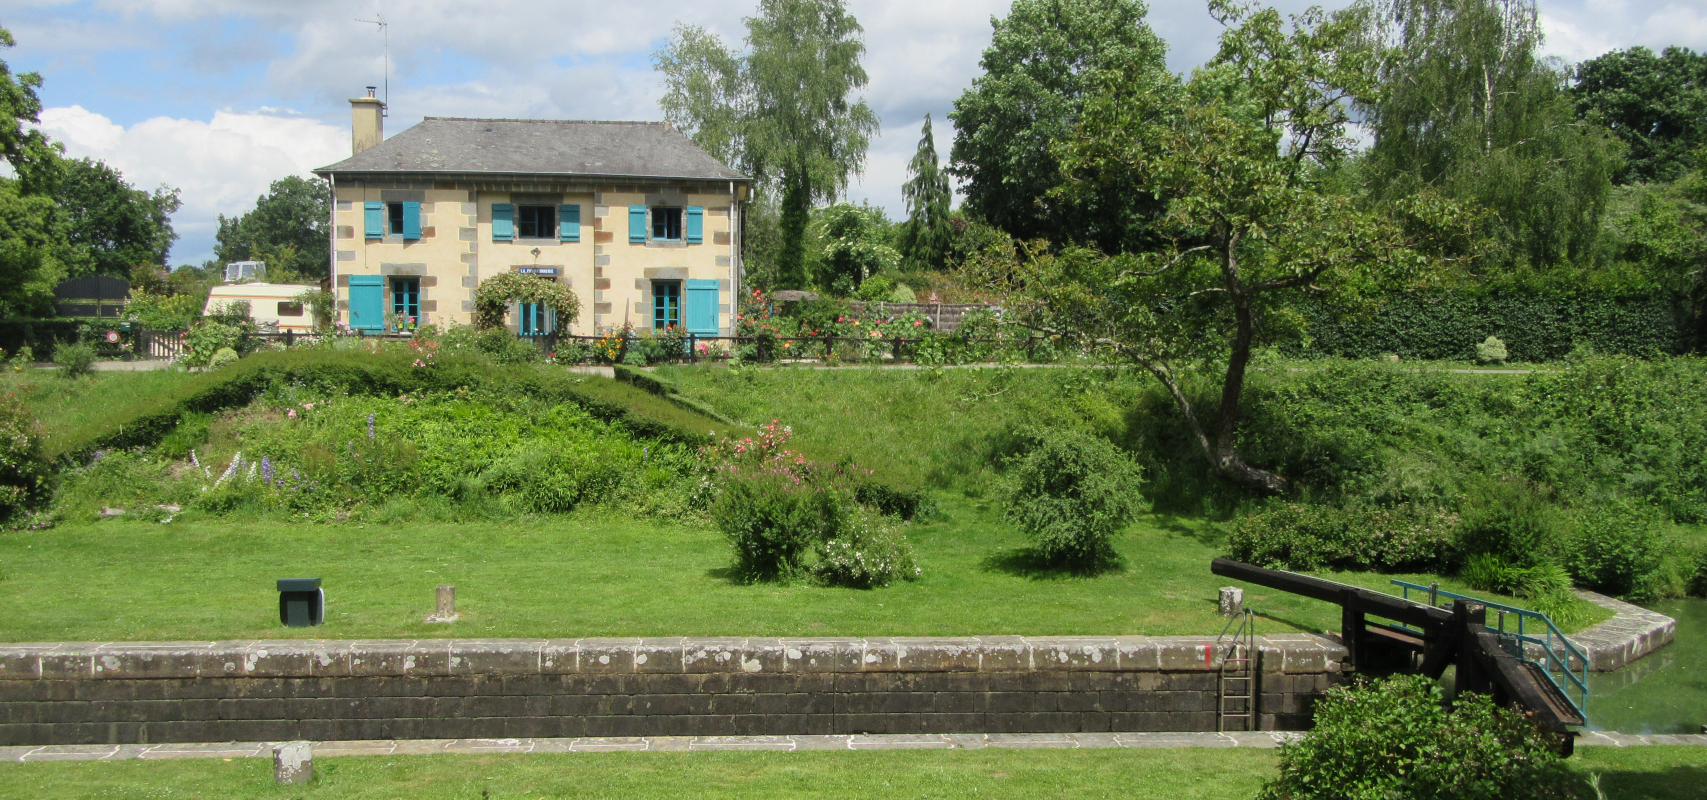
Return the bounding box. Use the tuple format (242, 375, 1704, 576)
(1210, 558, 1588, 754)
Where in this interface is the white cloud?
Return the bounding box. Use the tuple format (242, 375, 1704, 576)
(37, 106, 348, 264)
(1540, 1, 1707, 63)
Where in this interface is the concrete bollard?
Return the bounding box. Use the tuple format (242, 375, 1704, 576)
(425, 584, 459, 623)
(1219, 587, 1244, 618)
(273, 741, 311, 785)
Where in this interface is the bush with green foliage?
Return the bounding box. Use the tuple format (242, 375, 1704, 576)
(1567, 504, 1666, 601)
(123, 292, 202, 330)
(1475, 335, 1508, 365)
(51, 342, 96, 378)
(1256, 675, 1573, 800)
(712, 471, 849, 581)
(0, 394, 50, 522)
(1690, 548, 1707, 597)
(1228, 503, 1459, 572)
(7, 345, 32, 371)
(206, 347, 239, 370)
(1002, 427, 1143, 567)
(811, 508, 919, 588)
(1454, 478, 1566, 569)
(435, 326, 541, 366)
(182, 321, 246, 366)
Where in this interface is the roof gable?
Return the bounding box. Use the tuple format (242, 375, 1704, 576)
(314, 117, 746, 181)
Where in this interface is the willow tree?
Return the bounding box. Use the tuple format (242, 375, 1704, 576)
(1354, 0, 1619, 272)
(655, 0, 880, 289)
(980, 1, 1472, 493)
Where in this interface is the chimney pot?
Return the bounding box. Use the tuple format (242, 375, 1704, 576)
(366, 86, 376, 98)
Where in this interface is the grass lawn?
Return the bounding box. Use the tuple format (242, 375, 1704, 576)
(0, 496, 1598, 642)
(0, 745, 1700, 799)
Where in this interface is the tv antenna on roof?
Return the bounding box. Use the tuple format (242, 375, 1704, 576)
(355, 10, 389, 117)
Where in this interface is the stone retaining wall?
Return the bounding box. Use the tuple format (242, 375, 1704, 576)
(0, 635, 1346, 746)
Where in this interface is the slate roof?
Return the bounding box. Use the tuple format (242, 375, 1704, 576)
(314, 117, 747, 181)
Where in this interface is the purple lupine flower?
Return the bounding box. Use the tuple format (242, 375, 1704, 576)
(367, 413, 375, 440)
(261, 456, 274, 484)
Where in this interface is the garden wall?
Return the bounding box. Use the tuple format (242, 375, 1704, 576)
(0, 635, 1346, 745)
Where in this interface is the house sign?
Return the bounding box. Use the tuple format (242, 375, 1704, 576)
(516, 267, 559, 276)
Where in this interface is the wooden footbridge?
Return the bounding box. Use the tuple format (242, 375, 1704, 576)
(1211, 558, 1589, 753)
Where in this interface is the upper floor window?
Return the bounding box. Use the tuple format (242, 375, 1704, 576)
(652, 207, 683, 241)
(517, 205, 558, 239)
(387, 202, 406, 236)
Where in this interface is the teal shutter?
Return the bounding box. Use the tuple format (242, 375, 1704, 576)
(686, 206, 704, 243)
(401, 201, 421, 240)
(629, 206, 647, 243)
(684, 279, 720, 335)
(491, 203, 513, 241)
(364, 202, 383, 239)
(559, 204, 580, 242)
(347, 275, 385, 331)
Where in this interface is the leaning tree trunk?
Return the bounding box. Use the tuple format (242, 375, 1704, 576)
(1213, 285, 1289, 494)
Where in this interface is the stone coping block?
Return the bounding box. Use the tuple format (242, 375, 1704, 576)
(1569, 591, 1676, 672)
(0, 635, 1346, 681)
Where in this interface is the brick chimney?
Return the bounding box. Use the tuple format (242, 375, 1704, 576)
(350, 86, 384, 155)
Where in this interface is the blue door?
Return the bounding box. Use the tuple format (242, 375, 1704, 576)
(684, 279, 719, 336)
(652, 281, 681, 330)
(348, 275, 384, 331)
(519, 303, 552, 335)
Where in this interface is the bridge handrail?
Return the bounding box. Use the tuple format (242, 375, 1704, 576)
(1391, 579, 1589, 719)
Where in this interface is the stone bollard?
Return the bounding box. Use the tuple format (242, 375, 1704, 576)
(425, 584, 458, 623)
(273, 741, 311, 785)
(1219, 587, 1244, 618)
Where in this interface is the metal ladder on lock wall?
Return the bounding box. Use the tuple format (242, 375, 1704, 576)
(1216, 608, 1256, 732)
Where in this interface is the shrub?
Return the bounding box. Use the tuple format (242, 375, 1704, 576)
(1690, 548, 1707, 597)
(812, 509, 919, 588)
(712, 471, 848, 581)
(182, 321, 245, 366)
(1256, 674, 1573, 800)
(1475, 335, 1508, 365)
(1455, 478, 1566, 569)
(1002, 428, 1143, 566)
(8, 345, 32, 371)
(1567, 504, 1666, 601)
(52, 342, 96, 378)
(1228, 503, 1458, 572)
(0, 394, 49, 521)
(206, 347, 239, 370)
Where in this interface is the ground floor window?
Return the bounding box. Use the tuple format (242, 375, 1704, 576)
(652, 281, 680, 330)
(391, 277, 419, 328)
(519, 302, 553, 335)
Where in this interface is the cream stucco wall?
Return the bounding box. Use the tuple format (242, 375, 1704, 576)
(332, 181, 738, 336)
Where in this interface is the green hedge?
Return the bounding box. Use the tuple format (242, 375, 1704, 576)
(56, 350, 740, 461)
(1283, 291, 1691, 361)
(0, 319, 90, 361)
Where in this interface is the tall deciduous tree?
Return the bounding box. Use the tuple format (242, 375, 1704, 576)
(655, 0, 879, 289)
(214, 176, 331, 281)
(898, 115, 954, 271)
(1573, 47, 1707, 184)
(983, 0, 1472, 493)
(53, 158, 180, 279)
(0, 26, 59, 195)
(1354, 0, 1620, 273)
(949, 0, 1170, 255)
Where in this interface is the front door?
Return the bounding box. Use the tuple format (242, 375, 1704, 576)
(652, 281, 681, 330)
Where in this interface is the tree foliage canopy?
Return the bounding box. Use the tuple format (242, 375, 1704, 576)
(1353, 0, 1620, 273)
(53, 158, 179, 280)
(810, 202, 899, 293)
(215, 176, 331, 281)
(656, 0, 879, 289)
(980, 0, 1473, 493)
(1573, 46, 1707, 184)
(897, 115, 954, 272)
(949, 0, 1171, 255)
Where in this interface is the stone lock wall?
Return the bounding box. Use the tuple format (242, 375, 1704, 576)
(0, 635, 1346, 746)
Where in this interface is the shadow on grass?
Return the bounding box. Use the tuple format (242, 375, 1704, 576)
(1588, 766, 1707, 800)
(980, 547, 1125, 580)
(1149, 513, 1227, 549)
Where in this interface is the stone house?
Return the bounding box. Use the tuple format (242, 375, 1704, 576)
(312, 89, 749, 335)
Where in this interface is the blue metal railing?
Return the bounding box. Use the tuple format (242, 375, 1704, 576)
(1391, 579, 1590, 721)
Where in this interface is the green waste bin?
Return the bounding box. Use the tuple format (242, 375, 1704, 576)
(277, 578, 324, 627)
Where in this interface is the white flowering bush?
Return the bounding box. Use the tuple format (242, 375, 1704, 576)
(812, 509, 920, 589)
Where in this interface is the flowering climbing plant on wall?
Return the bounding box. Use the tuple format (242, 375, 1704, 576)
(472, 273, 581, 331)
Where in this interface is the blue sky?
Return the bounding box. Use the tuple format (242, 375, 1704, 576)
(6, 0, 1703, 265)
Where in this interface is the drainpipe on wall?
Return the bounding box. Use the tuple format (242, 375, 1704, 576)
(327, 175, 337, 325)
(729, 180, 740, 334)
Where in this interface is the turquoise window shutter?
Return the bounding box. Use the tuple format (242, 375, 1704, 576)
(684, 279, 720, 335)
(402, 201, 422, 240)
(491, 204, 514, 241)
(363, 202, 383, 239)
(347, 275, 385, 330)
(686, 206, 704, 243)
(629, 206, 647, 243)
(559, 204, 580, 242)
